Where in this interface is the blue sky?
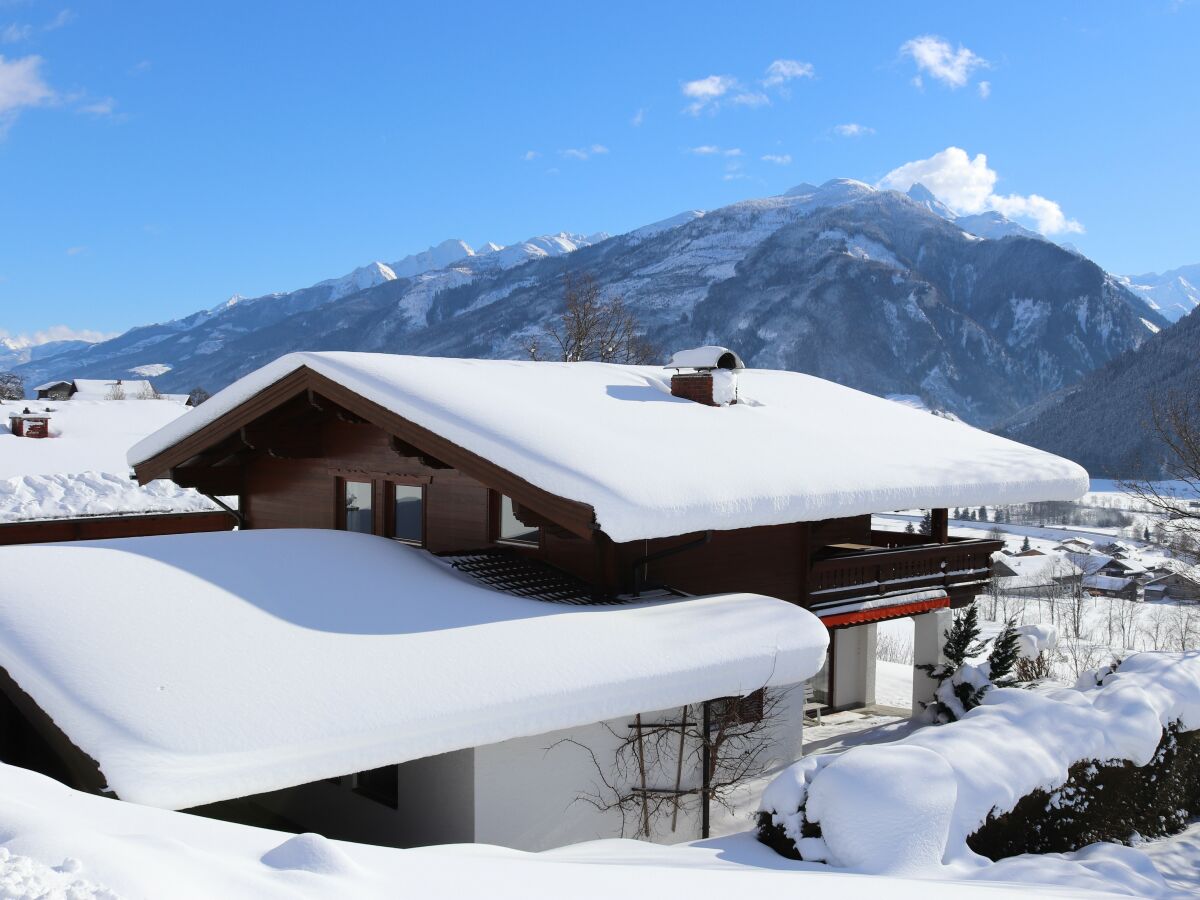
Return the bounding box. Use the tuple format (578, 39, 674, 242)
(1, 1, 1197, 341)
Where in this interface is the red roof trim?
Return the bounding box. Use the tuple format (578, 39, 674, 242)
(818, 597, 950, 629)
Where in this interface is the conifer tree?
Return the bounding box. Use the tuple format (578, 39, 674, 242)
(988, 619, 1022, 686)
(919, 510, 932, 535)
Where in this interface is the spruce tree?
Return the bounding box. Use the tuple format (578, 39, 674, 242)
(919, 511, 932, 535)
(1021, 535, 1031, 552)
(988, 619, 1022, 686)
(905, 521, 915, 534)
(942, 603, 986, 668)
(978, 505, 989, 522)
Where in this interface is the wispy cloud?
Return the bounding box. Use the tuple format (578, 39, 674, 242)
(521, 149, 539, 161)
(901, 35, 988, 89)
(1, 23, 31, 43)
(878, 146, 1083, 235)
(762, 59, 814, 88)
(560, 144, 608, 161)
(689, 145, 741, 157)
(44, 9, 75, 31)
(834, 122, 875, 137)
(682, 58, 813, 115)
(761, 153, 792, 165)
(65, 245, 86, 255)
(977, 80, 991, 99)
(129, 59, 152, 76)
(630, 107, 645, 126)
(0, 53, 55, 131)
(77, 95, 115, 117)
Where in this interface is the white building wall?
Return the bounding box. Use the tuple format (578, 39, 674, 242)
(473, 682, 809, 851)
(831, 623, 877, 709)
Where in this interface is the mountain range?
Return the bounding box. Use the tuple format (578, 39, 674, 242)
(8, 180, 1169, 428)
(999, 301, 1198, 478)
(1115, 265, 1200, 323)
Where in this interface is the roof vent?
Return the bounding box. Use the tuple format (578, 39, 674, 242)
(665, 346, 744, 407)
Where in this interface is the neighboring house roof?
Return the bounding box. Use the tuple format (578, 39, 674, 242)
(1065, 551, 1114, 577)
(1146, 570, 1200, 587)
(992, 551, 1082, 582)
(0, 528, 828, 810)
(127, 352, 1090, 543)
(31, 380, 72, 391)
(0, 397, 212, 523)
(72, 379, 155, 399)
(1083, 574, 1137, 592)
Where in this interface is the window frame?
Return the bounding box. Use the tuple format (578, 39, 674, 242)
(338, 477, 376, 536)
(492, 491, 542, 548)
(386, 479, 427, 546)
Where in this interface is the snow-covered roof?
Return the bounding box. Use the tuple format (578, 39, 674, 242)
(31, 380, 72, 391)
(1083, 573, 1136, 592)
(127, 352, 1090, 543)
(0, 528, 828, 810)
(72, 378, 155, 399)
(993, 551, 1082, 582)
(0, 397, 214, 523)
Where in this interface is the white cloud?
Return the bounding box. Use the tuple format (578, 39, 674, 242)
(65, 245, 86, 255)
(723, 147, 742, 157)
(44, 9, 75, 31)
(560, 144, 608, 161)
(878, 146, 1083, 235)
(0, 325, 115, 346)
(762, 59, 814, 88)
(900, 35, 987, 89)
(761, 153, 792, 165)
(731, 91, 769, 107)
(630, 108, 645, 126)
(681, 74, 737, 115)
(0, 54, 56, 124)
(977, 80, 991, 99)
(834, 122, 874, 137)
(689, 145, 741, 157)
(521, 150, 539, 161)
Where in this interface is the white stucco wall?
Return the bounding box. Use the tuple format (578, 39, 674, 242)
(473, 682, 809, 851)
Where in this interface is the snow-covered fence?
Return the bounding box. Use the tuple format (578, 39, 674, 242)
(757, 651, 1200, 872)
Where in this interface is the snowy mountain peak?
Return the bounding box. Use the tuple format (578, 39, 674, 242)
(906, 183, 957, 219)
(318, 262, 398, 302)
(388, 239, 475, 279)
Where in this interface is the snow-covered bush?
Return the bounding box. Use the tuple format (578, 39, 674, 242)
(759, 651, 1200, 870)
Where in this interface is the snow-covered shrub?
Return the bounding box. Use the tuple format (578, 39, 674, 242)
(968, 723, 1200, 859)
(759, 651, 1200, 869)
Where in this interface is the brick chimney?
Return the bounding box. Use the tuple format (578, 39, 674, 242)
(666, 346, 744, 407)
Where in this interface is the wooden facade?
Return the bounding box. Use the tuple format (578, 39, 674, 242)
(0, 510, 235, 546)
(133, 366, 1002, 617)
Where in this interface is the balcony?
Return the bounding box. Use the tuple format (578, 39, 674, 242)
(806, 531, 1003, 613)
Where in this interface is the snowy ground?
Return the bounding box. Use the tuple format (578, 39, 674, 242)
(0, 761, 1123, 899)
(0, 397, 216, 522)
(1135, 821, 1200, 896)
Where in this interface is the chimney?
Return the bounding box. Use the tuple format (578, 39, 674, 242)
(665, 346, 745, 407)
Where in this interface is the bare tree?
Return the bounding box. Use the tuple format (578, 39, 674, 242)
(106, 382, 126, 400)
(188, 386, 211, 406)
(0, 372, 24, 401)
(550, 688, 789, 840)
(1120, 388, 1200, 559)
(529, 273, 657, 365)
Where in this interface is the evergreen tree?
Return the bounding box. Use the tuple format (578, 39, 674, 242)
(1021, 535, 1031, 552)
(904, 521, 915, 534)
(988, 619, 1022, 686)
(978, 505, 989, 522)
(917, 603, 990, 723)
(953, 507, 962, 520)
(942, 603, 986, 668)
(918, 511, 932, 536)
(1143, 526, 1151, 542)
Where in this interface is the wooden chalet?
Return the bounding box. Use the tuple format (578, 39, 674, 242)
(127, 349, 1088, 711)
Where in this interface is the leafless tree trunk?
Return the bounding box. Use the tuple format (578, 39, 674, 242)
(528, 273, 658, 365)
(1119, 388, 1200, 562)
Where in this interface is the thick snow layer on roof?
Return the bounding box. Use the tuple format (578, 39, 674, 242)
(127, 352, 1090, 543)
(0, 529, 827, 810)
(0, 763, 1119, 900)
(0, 471, 217, 523)
(0, 398, 215, 521)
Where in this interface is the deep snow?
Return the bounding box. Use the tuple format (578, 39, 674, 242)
(128, 352, 1089, 542)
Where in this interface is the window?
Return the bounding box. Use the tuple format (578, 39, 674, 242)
(391, 483, 424, 544)
(343, 480, 374, 534)
(352, 765, 398, 809)
(710, 689, 766, 727)
(498, 494, 539, 545)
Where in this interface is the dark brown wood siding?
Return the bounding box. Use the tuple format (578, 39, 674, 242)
(0, 511, 234, 546)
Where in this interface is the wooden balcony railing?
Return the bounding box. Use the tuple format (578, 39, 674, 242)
(807, 536, 1004, 610)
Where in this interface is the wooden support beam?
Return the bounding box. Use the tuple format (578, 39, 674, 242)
(389, 435, 451, 469)
(931, 508, 949, 543)
(169, 466, 244, 496)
